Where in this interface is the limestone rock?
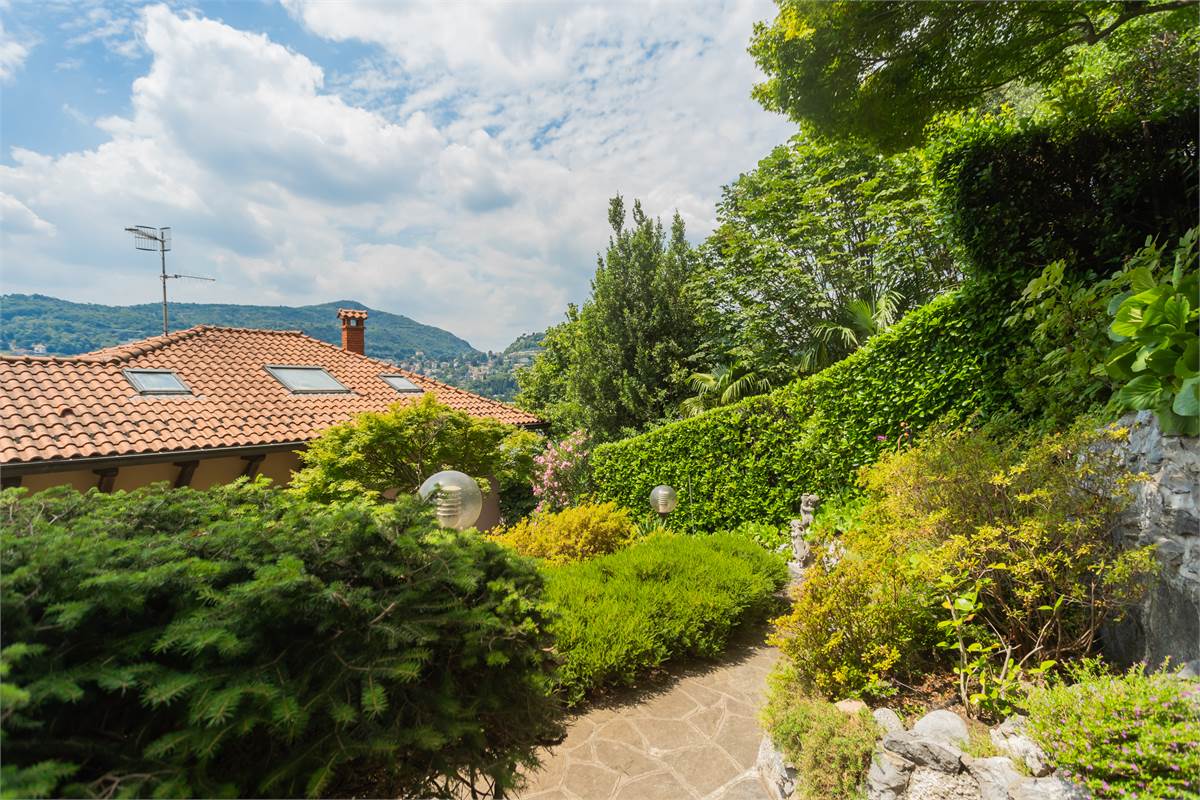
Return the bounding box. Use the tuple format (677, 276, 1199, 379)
(867, 744, 914, 800)
(873, 707, 905, 734)
(905, 765, 982, 800)
(836, 698, 869, 715)
(754, 736, 795, 800)
(963, 755, 1024, 800)
(990, 716, 1051, 777)
(882, 731, 965, 773)
(1007, 776, 1090, 800)
(911, 709, 970, 748)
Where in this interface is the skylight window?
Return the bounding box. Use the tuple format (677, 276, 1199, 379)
(124, 369, 191, 395)
(381, 375, 424, 394)
(266, 366, 350, 394)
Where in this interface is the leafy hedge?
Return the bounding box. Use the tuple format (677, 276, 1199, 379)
(0, 482, 560, 799)
(591, 289, 1016, 532)
(931, 108, 1198, 287)
(545, 533, 787, 704)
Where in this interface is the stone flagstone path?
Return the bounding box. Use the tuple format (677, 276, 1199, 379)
(515, 636, 777, 800)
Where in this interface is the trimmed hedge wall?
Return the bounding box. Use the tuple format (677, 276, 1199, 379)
(931, 108, 1197, 287)
(591, 289, 1016, 532)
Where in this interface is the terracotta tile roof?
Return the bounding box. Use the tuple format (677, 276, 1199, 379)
(0, 325, 542, 467)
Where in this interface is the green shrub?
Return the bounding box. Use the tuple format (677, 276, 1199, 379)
(930, 107, 1198, 289)
(761, 682, 877, 800)
(1024, 660, 1200, 800)
(545, 533, 787, 704)
(488, 502, 634, 564)
(591, 289, 1018, 533)
(290, 393, 538, 506)
(1105, 227, 1200, 436)
(0, 482, 561, 799)
(769, 535, 938, 701)
(769, 425, 1156, 707)
(723, 520, 789, 551)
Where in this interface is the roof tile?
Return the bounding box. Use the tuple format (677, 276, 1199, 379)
(2, 326, 542, 466)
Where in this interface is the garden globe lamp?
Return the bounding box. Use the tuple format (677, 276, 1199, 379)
(649, 484, 678, 521)
(418, 470, 483, 530)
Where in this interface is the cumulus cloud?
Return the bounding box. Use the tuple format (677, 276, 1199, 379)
(1, 1, 793, 349)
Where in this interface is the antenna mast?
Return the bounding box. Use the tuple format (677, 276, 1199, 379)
(124, 226, 214, 335)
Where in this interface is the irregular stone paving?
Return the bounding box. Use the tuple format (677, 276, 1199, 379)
(515, 640, 777, 800)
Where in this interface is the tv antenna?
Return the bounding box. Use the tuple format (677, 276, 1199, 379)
(124, 225, 215, 335)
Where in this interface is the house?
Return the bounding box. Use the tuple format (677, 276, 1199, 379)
(0, 309, 542, 505)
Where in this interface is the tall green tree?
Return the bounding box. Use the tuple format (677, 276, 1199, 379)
(558, 197, 702, 442)
(696, 136, 956, 377)
(749, 0, 1196, 151)
(514, 310, 585, 437)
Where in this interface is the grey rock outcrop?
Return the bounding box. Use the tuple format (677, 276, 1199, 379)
(882, 731, 966, 773)
(1100, 412, 1200, 667)
(1008, 776, 1090, 800)
(868, 746, 915, 800)
(755, 735, 796, 800)
(873, 707, 905, 734)
(963, 755, 1024, 800)
(906, 766, 981, 800)
(911, 709, 970, 748)
(990, 715, 1052, 777)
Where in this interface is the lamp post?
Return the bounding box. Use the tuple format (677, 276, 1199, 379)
(649, 484, 678, 522)
(418, 470, 483, 530)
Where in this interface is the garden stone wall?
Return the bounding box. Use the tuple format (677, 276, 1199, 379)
(757, 708, 1090, 800)
(1101, 412, 1200, 672)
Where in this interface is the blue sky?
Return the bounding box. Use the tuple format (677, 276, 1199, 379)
(0, 0, 794, 350)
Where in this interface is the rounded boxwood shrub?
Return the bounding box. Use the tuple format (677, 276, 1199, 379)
(0, 481, 561, 799)
(488, 501, 634, 564)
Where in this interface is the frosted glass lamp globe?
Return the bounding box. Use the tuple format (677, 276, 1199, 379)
(418, 470, 483, 530)
(649, 484, 678, 515)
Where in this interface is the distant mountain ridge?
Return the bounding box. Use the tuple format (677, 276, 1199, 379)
(0, 295, 480, 362)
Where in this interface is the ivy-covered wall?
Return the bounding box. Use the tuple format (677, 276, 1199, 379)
(591, 289, 1018, 532)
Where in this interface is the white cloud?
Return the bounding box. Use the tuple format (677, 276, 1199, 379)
(0, 12, 32, 82)
(1, 1, 793, 349)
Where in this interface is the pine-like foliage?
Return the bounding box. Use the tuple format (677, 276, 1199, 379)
(0, 480, 562, 799)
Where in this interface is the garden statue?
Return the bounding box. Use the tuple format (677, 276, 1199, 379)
(789, 493, 820, 564)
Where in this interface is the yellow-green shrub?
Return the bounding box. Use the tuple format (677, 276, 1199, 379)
(489, 502, 634, 564)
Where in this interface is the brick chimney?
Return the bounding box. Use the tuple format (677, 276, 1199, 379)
(338, 308, 368, 355)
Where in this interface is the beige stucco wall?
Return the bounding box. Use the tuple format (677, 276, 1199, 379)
(11, 448, 306, 495)
(18, 469, 98, 493)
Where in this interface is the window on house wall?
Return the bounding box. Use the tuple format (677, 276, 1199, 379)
(380, 375, 424, 394)
(266, 366, 350, 394)
(124, 369, 192, 395)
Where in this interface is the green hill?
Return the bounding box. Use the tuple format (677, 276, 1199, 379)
(0, 295, 480, 363)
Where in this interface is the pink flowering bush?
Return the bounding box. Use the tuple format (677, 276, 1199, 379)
(1024, 659, 1200, 800)
(532, 431, 592, 514)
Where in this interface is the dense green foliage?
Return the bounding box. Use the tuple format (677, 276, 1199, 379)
(930, 107, 1198, 288)
(1024, 661, 1200, 799)
(0, 482, 560, 799)
(290, 395, 540, 518)
(749, 1, 1197, 151)
(591, 289, 1015, 533)
(0, 295, 477, 362)
(515, 198, 703, 441)
(568, 198, 703, 442)
(696, 135, 957, 378)
(760, 686, 877, 800)
(770, 426, 1155, 708)
(544, 533, 787, 704)
(1105, 228, 1200, 435)
(489, 502, 634, 565)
